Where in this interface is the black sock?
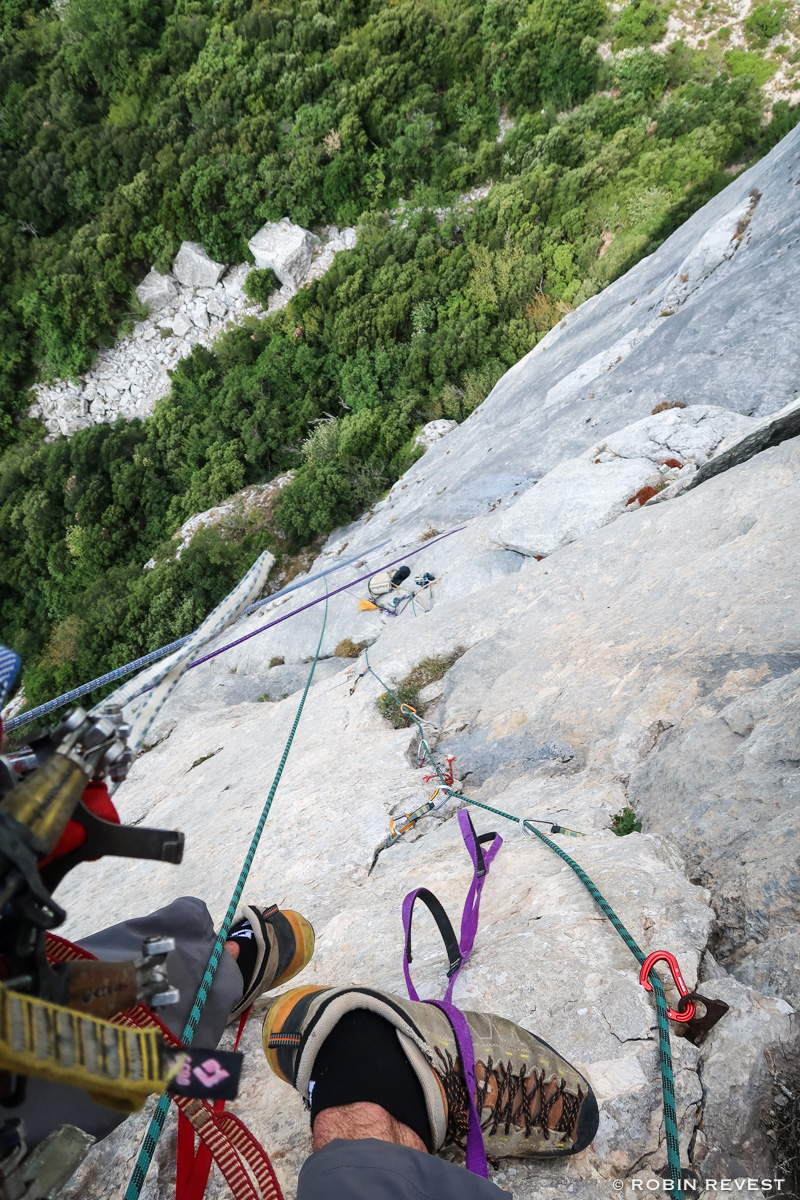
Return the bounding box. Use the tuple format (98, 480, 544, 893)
(228, 918, 258, 988)
(309, 1009, 431, 1151)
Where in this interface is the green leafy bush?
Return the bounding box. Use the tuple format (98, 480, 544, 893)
(744, 2, 786, 44)
(610, 806, 643, 835)
(613, 0, 668, 50)
(724, 48, 780, 84)
(243, 269, 280, 307)
(376, 650, 465, 729)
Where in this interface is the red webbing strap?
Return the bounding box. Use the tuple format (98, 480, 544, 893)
(177, 1103, 200, 1198)
(174, 1098, 259, 1200)
(215, 1111, 283, 1200)
(176, 1009, 251, 1200)
(45, 936, 284, 1200)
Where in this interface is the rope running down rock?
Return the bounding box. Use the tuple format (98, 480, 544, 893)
(124, 589, 330, 1200)
(363, 650, 684, 1190)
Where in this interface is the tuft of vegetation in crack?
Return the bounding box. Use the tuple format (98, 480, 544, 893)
(188, 750, 219, 771)
(376, 648, 465, 729)
(610, 805, 643, 835)
(335, 638, 369, 658)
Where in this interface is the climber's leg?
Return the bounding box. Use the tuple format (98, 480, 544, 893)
(17, 897, 315, 1149)
(296, 1138, 510, 1200)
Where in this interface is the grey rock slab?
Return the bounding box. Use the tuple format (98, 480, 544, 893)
(631, 663, 800, 1005)
(694, 976, 794, 1179)
(491, 455, 659, 557)
(689, 395, 800, 489)
(172, 240, 227, 288)
(57, 681, 714, 1197)
(327, 125, 800, 548)
(591, 404, 752, 465)
(135, 269, 178, 312)
(248, 219, 319, 287)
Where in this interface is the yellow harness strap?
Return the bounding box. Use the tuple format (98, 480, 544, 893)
(0, 980, 182, 1111)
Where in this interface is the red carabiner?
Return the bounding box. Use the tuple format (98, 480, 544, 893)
(639, 951, 697, 1023)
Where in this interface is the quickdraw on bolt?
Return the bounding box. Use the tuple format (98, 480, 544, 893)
(423, 755, 455, 785)
(349, 667, 369, 696)
(519, 816, 585, 839)
(639, 951, 696, 1023)
(390, 801, 435, 838)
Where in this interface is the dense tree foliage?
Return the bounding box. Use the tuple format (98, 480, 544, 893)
(1, 0, 797, 708)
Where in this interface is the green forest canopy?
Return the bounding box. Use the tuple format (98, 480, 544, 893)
(1, 0, 798, 709)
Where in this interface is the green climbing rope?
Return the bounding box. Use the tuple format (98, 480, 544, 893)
(364, 651, 684, 1189)
(125, 590, 330, 1200)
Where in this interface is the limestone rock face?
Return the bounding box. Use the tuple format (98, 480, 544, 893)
(352, 125, 800, 539)
(172, 240, 227, 288)
(248, 218, 320, 287)
(632, 664, 800, 1005)
(54, 128, 800, 1200)
(414, 419, 459, 451)
(491, 405, 749, 557)
(135, 269, 178, 312)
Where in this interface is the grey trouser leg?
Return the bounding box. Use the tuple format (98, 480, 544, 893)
(15, 896, 243, 1148)
(296, 1139, 512, 1200)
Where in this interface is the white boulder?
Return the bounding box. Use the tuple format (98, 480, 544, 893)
(592, 405, 751, 466)
(135, 269, 178, 312)
(248, 218, 319, 287)
(172, 241, 227, 288)
(170, 312, 192, 339)
(414, 419, 459, 451)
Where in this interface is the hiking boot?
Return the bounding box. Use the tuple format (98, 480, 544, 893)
(262, 985, 598, 1159)
(227, 904, 315, 1022)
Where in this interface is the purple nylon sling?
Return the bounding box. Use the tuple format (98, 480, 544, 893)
(401, 808, 503, 1178)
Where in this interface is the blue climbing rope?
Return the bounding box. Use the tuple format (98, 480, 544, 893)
(363, 650, 684, 1189)
(3, 542, 390, 733)
(124, 589, 330, 1200)
(6, 530, 462, 733)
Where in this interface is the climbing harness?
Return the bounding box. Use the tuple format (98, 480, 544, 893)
(361, 653, 729, 1189)
(0, 556, 275, 1196)
(402, 808, 503, 1178)
(46, 936, 283, 1200)
(124, 590, 330, 1200)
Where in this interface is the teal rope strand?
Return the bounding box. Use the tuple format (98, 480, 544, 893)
(125, 590, 329, 1200)
(365, 651, 683, 1188)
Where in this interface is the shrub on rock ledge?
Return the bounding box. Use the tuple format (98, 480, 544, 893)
(244, 268, 280, 307)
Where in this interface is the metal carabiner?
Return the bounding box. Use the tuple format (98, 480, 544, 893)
(639, 950, 697, 1023)
(389, 800, 435, 838)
